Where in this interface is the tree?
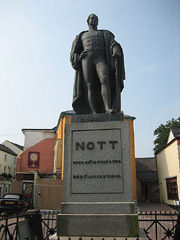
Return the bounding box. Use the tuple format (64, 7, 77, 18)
(153, 117, 180, 154)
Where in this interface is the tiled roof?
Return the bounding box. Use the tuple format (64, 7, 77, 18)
(172, 128, 180, 138)
(0, 144, 17, 156)
(136, 157, 157, 171)
(136, 157, 158, 182)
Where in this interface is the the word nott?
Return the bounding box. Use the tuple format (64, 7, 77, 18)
(75, 141, 118, 150)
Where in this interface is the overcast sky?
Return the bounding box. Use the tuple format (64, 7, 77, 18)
(0, 0, 179, 157)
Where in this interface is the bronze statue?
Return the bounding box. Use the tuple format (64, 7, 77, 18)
(71, 14, 125, 114)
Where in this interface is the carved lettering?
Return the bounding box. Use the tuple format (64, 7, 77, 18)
(76, 142, 85, 150)
(73, 174, 121, 179)
(97, 141, 106, 150)
(86, 142, 94, 150)
(75, 141, 118, 150)
(72, 160, 121, 164)
(109, 141, 118, 149)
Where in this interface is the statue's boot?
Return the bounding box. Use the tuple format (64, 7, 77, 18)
(106, 109, 116, 114)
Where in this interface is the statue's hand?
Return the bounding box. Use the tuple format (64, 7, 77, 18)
(71, 53, 80, 70)
(79, 51, 87, 61)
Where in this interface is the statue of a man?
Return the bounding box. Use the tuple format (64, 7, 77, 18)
(71, 14, 125, 114)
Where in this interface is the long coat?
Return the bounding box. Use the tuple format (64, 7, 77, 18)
(70, 30, 125, 114)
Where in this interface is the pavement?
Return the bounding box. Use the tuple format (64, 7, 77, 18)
(137, 202, 178, 212)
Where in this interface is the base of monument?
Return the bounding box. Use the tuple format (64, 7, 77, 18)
(58, 116, 140, 238)
(57, 213, 139, 237)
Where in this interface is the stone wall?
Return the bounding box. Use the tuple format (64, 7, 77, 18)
(137, 180, 160, 203)
(35, 178, 63, 210)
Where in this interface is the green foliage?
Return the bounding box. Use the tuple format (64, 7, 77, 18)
(153, 117, 180, 154)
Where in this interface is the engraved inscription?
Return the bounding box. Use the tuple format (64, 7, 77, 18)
(73, 160, 121, 164)
(73, 174, 121, 179)
(71, 129, 123, 194)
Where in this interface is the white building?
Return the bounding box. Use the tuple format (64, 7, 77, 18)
(156, 128, 180, 205)
(0, 144, 18, 197)
(22, 128, 55, 150)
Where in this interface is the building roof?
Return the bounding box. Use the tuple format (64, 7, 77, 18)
(136, 157, 158, 182)
(156, 128, 180, 155)
(172, 128, 180, 138)
(0, 144, 17, 156)
(7, 141, 24, 151)
(22, 128, 55, 133)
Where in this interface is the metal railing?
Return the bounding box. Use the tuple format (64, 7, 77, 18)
(138, 210, 180, 239)
(0, 212, 25, 240)
(41, 210, 60, 240)
(0, 210, 180, 240)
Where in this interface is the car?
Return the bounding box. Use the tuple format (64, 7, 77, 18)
(0, 193, 26, 214)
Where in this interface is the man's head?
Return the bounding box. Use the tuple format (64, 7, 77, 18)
(87, 14, 98, 27)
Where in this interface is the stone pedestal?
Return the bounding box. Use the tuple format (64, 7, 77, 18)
(57, 114, 139, 237)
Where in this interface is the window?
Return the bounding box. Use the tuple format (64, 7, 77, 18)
(4, 194, 20, 199)
(4, 154, 7, 161)
(166, 177, 178, 200)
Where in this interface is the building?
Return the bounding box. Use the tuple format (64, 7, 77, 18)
(156, 128, 180, 205)
(2, 140, 23, 155)
(13, 128, 59, 209)
(136, 157, 160, 202)
(0, 144, 18, 197)
(22, 128, 55, 150)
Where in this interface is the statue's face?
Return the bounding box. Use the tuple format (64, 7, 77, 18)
(88, 14, 98, 26)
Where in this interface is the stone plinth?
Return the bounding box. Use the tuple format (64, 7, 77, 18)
(61, 202, 135, 214)
(57, 114, 139, 237)
(58, 214, 138, 237)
